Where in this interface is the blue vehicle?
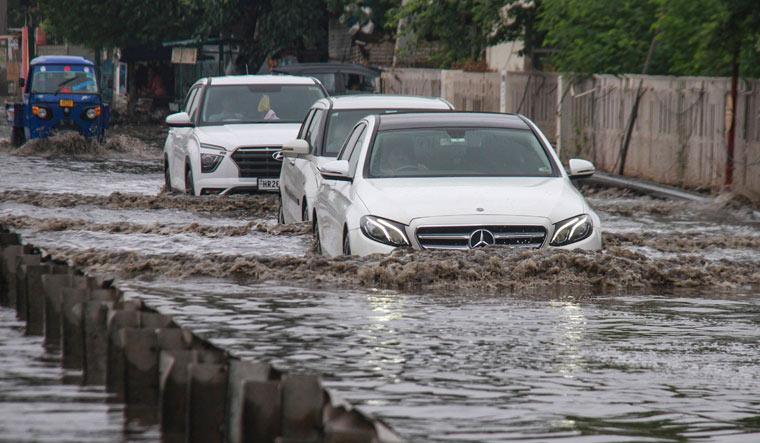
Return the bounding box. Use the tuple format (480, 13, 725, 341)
(7, 55, 110, 146)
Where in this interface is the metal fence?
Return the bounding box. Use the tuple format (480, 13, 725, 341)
(381, 68, 760, 196)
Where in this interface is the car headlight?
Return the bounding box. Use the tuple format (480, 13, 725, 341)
(33, 106, 52, 120)
(360, 215, 410, 247)
(200, 143, 226, 173)
(550, 214, 593, 246)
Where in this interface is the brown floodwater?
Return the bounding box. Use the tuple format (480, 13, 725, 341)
(1, 130, 759, 441)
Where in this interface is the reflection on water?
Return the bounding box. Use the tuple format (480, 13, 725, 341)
(0, 308, 159, 442)
(122, 280, 760, 442)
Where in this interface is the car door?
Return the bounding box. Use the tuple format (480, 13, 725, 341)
(281, 108, 320, 222)
(171, 85, 201, 189)
(294, 108, 326, 221)
(319, 123, 366, 255)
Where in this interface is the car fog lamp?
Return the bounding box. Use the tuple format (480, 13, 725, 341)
(360, 215, 410, 247)
(550, 214, 592, 246)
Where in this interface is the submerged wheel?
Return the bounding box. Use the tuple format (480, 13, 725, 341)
(11, 127, 25, 147)
(312, 216, 322, 255)
(164, 159, 173, 193)
(185, 165, 195, 196)
(301, 200, 309, 223)
(277, 193, 285, 224)
(342, 230, 351, 255)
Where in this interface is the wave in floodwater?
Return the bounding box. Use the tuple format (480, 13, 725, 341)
(1, 131, 161, 160)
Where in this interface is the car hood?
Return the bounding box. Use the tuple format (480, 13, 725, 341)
(196, 123, 301, 149)
(356, 177, 587, 224)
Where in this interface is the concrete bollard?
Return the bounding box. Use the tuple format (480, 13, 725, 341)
(123, 327, 160, 407)
(14, 254, 41, 321)
(40, 274, 90, 350)
(187, 362, 229, 443)
(0, 233, 21, 304)
(60, 287, 91, 369)
(227, 359, 276, 443)
(324, 408, 377, 443)
(23, 263, 69, 336)
(0, 244, 33, 307)
(281, 374, 325, 442)
(159, 349, 199, 443)
(140, 312, 176, 330)
(82, 289, 121, 385)
(241, 380, 282, 443)
(106, 309, 140, 400)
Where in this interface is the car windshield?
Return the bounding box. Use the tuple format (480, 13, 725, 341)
(30, 65, 99, 94)
(201, 84, 326, 124)
(367, 127, 557, 178)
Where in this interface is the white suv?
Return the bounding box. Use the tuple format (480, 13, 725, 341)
(278, 95, 453, 223)
(163, 75, 327, 195)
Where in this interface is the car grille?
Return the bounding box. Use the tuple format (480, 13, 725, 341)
(416, 225, 547, 250)
(231, 147, 282, 178)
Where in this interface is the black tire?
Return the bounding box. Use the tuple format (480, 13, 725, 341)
(312, 216, 323, 255)
(277, 194, 285, 224)
(342, 230, 351, 255)
(301, 200, 309, 223)
(97, 128, 107, 143)
(11, 127, 25, 147)
(185, 165, 195, 196)
(164, 159, 173, 194)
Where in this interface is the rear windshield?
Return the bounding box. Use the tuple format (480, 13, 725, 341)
(367, 127, 558, 178)
(30, 65, 99, 94)
(201, 84, 326, 124)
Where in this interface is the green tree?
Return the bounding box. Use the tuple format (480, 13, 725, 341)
(539, 0, 666, 75)
(37, 0, 204, 51)
(473, 0, 546, 70)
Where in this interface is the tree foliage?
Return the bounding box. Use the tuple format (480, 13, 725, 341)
(540, 0, 760, 77)
(36, 0, 205, 50)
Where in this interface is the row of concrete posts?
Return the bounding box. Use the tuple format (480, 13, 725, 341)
(0, 223, 401, 443)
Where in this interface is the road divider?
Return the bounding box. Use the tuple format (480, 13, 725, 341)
(0, 223, 402, 443)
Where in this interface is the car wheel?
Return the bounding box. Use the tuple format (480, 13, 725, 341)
(11, 127, 25, 147)
(277, 194, 285, 224)
(164, 158, 172, 193)
(185, 165, 195, 196)
(301, 200, 309, 223)
(312, 216, 322, 255)
(342, 229, 351, 255)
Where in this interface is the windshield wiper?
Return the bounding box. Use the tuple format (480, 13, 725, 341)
(55, 77, 79, 94)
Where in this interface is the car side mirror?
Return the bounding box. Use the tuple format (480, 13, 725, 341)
(166, 111, 193, 127)
(568, 158, 595, 180)
(319, 160, 352, 181)
(281, 138, 310, 157)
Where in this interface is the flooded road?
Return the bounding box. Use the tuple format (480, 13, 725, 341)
(1, 131, 759, 441)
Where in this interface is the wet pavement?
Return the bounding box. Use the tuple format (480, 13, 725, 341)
(1, 128, 759, 441)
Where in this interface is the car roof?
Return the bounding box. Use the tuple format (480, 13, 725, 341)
(314, 95, 453, 111)
(376, 112, 531, 130)
(202, 74, 321, 86)
(272, 63, 380, 77)
(31, 55, 94, 66)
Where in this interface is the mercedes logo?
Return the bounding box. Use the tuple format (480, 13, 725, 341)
(272, 151, 284, 161)
(468, 229, 495, 248)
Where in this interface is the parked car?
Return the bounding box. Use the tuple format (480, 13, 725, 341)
(278, 95, 454, 223)
(312, 112, 602, 257)
(271, 63, 380, 95)
(163, 75, 327, 195)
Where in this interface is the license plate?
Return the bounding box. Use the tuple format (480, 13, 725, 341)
(258, 178, 279, 191)
(59, 99, 74, 107)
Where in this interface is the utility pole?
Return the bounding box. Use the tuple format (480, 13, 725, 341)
(725, 40, 740, 190)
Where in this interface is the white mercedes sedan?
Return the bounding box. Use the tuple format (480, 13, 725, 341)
(313, 112, 602, 257)
(279, 95, 453, 223)
(163, 75, 327, 196)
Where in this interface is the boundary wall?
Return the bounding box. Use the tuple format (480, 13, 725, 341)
(0, 224, 401, 443)
(380, 69, 760, 196)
